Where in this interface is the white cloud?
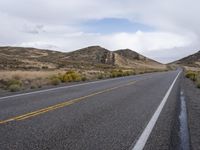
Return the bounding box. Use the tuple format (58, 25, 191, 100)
(19, 31, 195, 53)
(0, 0, 200, 62)
(99, 31, 195, 51)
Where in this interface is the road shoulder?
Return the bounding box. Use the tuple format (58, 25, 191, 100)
(143, 72, 181, 150)
(183, 77, 200, 150)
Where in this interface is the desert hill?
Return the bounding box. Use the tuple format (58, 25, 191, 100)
(0, 46, 166, 70)
(174, 50, 200, 68)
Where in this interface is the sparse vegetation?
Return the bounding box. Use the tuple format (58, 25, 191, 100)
(30, 85, 37, 89)
(98, 74, 104, 79)
(49, 70, 85, 86)
(6, 79, 22, 92)
(57, 71, 82, 83)
(7, 79, 22, 87)
(50, 77, 61, 85)
(81, 76, 87, 81)
(0, 68, 165, 92)
(110, 69, 135, 78)
(185, 70, 200, 88)
(185, 71, 198, 81)
(0, 71, 59, 92)
(8, 84, 21, 92)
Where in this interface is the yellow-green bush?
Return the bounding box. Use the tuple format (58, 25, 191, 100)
(7, 79, 22, 87)
(123, 71, 135, 76)
(110, 70, 122, 78)
(185, 71, 197, 81)
(56, 71, 82, 83)
(6, 79, 22, 92)
(185, 71, 200, 89)
(196, 75, 200, 88)
(109, 70, 134, 78)
(8, 84, 21, 92)
(98, 73, 106, 79)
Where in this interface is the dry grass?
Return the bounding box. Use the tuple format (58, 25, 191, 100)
(0, 70, 67, 91)
(0, 70, 65, 80)
(184, 66, 200, 72)
(0, 68, 167, 92)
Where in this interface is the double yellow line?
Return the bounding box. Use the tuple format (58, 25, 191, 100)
(0, 80, 138, 125)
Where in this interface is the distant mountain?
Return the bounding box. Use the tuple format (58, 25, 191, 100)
(0, 46, 166, 70)
(173, 51, 200, 68)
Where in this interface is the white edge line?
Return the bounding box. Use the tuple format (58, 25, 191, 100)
(132, 71, 181, 150)
(0, 72, 155, 101)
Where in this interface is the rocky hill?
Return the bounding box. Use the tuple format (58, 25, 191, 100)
(0, 46, 166, 70)
(173, 50, 200, 68)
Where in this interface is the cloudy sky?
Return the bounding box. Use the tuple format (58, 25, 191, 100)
(0, 0, 200, 63)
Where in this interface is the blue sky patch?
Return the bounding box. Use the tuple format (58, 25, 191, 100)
(82, 18, 154, 34)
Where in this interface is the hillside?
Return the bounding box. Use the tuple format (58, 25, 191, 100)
(174, 51, 200, 68)
(114, 49, 164, 69)
(0, 46, 166, 70)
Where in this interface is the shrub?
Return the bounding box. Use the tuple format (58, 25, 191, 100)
(123, 71, 129, 76)
(30, 85, 37, 89)
(110, 71, 117, 78)
(81, 76, 87, 81)
(185, 71, 200, 89)
(70, 72, 82, 81)
(57, 73, 65, 82)
(110, 70, 128, 78)
(109, 70, 136, 78)
(185, 71, 197, 81)
(8, 84, 21, 92)
(50, 77, 61, 85)
(54, 70, 82, 83)
(5, 79, 22, 92)
(62, 74, 73, 82)
(7, 79, 22, 87)
(123, 71, 134, 76)
(98, 74, 104, 79)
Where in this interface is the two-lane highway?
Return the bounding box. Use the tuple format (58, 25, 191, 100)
(0, 70, 181, 150)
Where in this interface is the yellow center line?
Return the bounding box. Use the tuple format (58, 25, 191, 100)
(0, 80, 140, 124)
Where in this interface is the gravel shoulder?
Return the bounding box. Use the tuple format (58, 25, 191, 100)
(183, 77, 200, 150)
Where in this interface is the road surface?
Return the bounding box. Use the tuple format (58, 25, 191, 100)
(0, 70, 182, 150)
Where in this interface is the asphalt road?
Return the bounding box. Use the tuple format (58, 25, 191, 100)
(0, 70, 182, 150)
